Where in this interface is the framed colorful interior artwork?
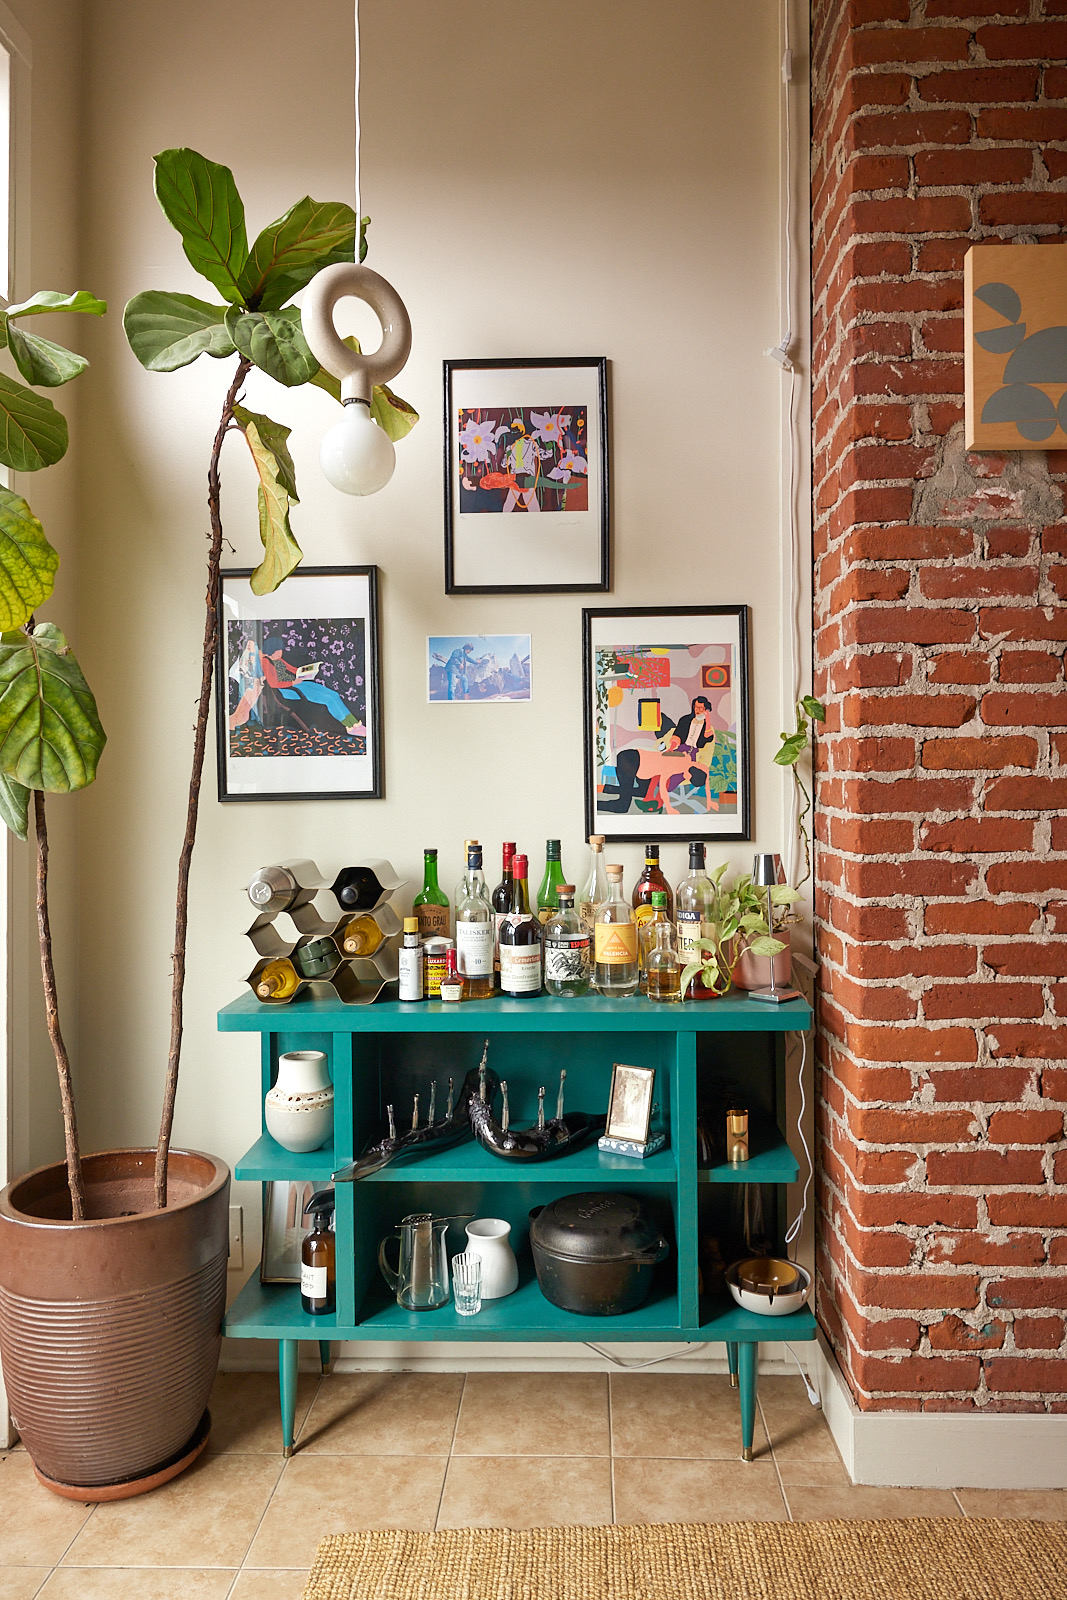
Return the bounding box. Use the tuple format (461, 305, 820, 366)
(965, 242, 1067, 449)
(582, 605, 750, 843)
(444, 357, 609, 594)
(215, 566, 382, 802)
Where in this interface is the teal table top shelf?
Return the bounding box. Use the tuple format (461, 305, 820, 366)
(218, 989, 812, 1033)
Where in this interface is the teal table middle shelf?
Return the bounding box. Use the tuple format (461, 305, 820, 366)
(219, 986, 814, 1460)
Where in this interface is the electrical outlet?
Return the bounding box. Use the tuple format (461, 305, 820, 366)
(228, 1205, 244, 1271)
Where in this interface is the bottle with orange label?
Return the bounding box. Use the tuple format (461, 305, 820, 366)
(593, 864, 639, 997)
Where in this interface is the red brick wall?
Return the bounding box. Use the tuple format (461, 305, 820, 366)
(811, 0, 1067, 1412)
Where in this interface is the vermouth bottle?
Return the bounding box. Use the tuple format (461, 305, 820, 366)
(413, 848, 450, 941)
(593, 864, 639, 997)
(499, 854, 543, 997)
(455, 844, 494, 1000)
(544, 886, 591, 997)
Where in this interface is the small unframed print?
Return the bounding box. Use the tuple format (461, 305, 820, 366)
(428, 635, 531, 703)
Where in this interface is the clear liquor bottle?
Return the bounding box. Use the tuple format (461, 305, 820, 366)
(413, 848, 450, 941)
(453, 839, 480, 929)
(645, 895, 681, 1002)
(544, 886, 591, 997)
(498, 854, 543, 997)
(637, 890, 673, 995)
(579, 834, 608, 932)
(537, 839, 567, 925)
(454, 844, 494, 1000)
(593, 863, 639, 997)
(676, 841, 715, 999)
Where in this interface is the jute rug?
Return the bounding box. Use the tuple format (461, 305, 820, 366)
(304, 1519, 1067, 1600)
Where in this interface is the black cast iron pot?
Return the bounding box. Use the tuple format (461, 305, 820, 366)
(529, 1192, 670, 1316)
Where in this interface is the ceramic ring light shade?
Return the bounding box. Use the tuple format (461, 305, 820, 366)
(302, 262, 411, 404)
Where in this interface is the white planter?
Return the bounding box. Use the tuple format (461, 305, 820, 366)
(264, 1051, 334, 1154)
(464, 1218, 519, 1299)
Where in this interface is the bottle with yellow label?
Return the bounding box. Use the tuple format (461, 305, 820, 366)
(593, 864, 639, 997)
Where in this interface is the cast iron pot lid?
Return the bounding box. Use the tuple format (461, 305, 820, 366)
(531, 1192, 666, 1264)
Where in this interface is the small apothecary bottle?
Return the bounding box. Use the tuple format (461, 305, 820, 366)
(398, 916, 424, 1001)
(301, 1189, 336, 1314)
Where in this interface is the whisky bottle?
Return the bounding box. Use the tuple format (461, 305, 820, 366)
(579, 834, 608, 932)
(499, 854, 543, 997)
(632, 843, 674, 924)
(454, 840, 480, 927)
(255, 958, 301, 1002)
(455, 844, 494, 1000)
(536, 839, 567, 925)
(593, 864, 639, 997)
(413, 848, 450, 940)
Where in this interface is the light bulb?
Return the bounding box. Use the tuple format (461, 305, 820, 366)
(319, 400, 396, 496)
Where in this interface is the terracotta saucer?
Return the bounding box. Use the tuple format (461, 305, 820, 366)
(32, 1409, 211, 1502)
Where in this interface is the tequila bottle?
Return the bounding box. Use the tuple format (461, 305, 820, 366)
(544, 886, 591, 997)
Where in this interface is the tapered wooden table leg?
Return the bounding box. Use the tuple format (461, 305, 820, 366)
(279, 1339, 299, 1457)
(727, 1341, 739, 1388)
(738, 1341, 757, 1461)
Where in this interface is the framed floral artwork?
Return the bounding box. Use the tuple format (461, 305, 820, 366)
(215, 566, 382, 802)
(582, 605, 751, 843)
(444, 357, 609, 593)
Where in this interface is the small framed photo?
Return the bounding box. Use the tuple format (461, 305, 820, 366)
(260, 1180, 332, 1284)
(605, 1063, 656, 1145)
(216, 566, 382, 802)
(444, 357, 609, 594)
(427, 634, 532, 703)
(582, 604, 750, 843)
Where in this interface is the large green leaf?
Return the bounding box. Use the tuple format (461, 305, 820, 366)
(234, 411, 303, 595)
(0, 374, 68, 471)
(225, 306, 317, 387)
(800, 694, 826, 722)
(0, 622, 105, 793)
(773, 729, 808, 767)
(6, 324, 88, 387)
(123, 290, 236, 371)
(0, 772, 29, 839)
(5, 290, 107, 319)
(153, 148, 248, 306)
(311, 335, 419, 438)
(0, 487, 59, 629)
(237, 196, 356, 312)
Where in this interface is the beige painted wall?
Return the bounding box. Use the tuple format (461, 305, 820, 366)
(69, 0, 802, 1307)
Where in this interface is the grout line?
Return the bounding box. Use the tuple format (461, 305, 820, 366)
(953, 1490, 968, 1518)
(292, 1370, 324, 1450)
(52, 1493, 99, 1570)
(607, 1372, 616, 1523)
(758, 1394, 794, 1522)
(435, 1372, 466, 1531)
(236, 1440, 293, 1571)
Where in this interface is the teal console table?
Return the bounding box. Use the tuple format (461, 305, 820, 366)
(219, 990, 815, 1459)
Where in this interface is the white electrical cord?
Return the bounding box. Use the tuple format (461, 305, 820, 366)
(585, 1342, 708, 1371)
(353, 0, 362, 235)
(784, 1031, 812, 1254)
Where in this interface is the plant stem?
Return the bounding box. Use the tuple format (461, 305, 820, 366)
(793, 767, 813, 891)
(33, 790, 86, 1221)
(154, 356, 251, 1210)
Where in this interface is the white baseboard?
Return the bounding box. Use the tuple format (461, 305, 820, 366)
(813, 1331, 1067, 1490)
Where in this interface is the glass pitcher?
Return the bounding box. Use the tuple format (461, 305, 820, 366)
(378, 1212, 471, 1310)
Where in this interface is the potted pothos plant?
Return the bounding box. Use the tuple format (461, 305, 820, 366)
(678, 697, 825, 1000)
(0, 149, 417, 1500)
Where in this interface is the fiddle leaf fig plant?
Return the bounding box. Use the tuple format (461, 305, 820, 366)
(0, 289, 108, 1221)
(124, 147, 418, 1206)
(774, 694, 826, 890)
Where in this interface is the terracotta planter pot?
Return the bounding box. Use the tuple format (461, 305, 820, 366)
(0, 1148, 229, 1493)
(730, 931, 793, 991)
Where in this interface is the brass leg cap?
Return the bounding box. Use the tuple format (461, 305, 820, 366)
(730, 1373, 739, 1388)
(322, 1362, 333, 1376)
(742, 1446, 753, 1463)
(283, 1445, 294, 1459)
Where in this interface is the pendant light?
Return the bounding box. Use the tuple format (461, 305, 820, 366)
(302, 0, 411, 496)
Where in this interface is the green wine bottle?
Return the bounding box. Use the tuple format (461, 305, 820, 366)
(537, 839, 567, 925)
(413, 848, 449, 940)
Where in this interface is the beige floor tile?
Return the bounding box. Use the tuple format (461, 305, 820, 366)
(229, 1572, 310, 1600)
(613, 1457, 788, 1525)
(955, 1488, 1067, 1520)
(785, 1484, 963, 1521)
(773, 1455, 852, 1488)
(437, 1455, 613, 1530)
(453, 1373, 609, 1457)
(38, 1571, 236, 1599)
(757, 1379, 842, 1464)
(60, 1454, 283, 1568)
(609, 1373, 769, 1460)
(207, 1371, 319, 1455)
(0, 1572, 50, 1600)
(0, 1455, 94, 1567)
(247, 1455, 447, 1567)
(298, 1373, 463, 1455)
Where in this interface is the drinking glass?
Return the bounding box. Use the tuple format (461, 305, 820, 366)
(451, 1251, 482, 1316)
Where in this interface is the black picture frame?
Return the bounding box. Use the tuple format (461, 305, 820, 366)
(215, 565, 383, 803)
(444, 356, 610, 594)
(582, 604, 751, 843)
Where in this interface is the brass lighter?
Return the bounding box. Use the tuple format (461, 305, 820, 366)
(726, 1108, 749, 1164)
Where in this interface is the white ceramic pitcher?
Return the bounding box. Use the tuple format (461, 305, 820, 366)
(464, 1218, 519, 1299)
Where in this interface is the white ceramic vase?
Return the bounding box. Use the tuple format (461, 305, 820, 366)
(464, 1218, 519, 1299)
(264, 1051, 334, 1153)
